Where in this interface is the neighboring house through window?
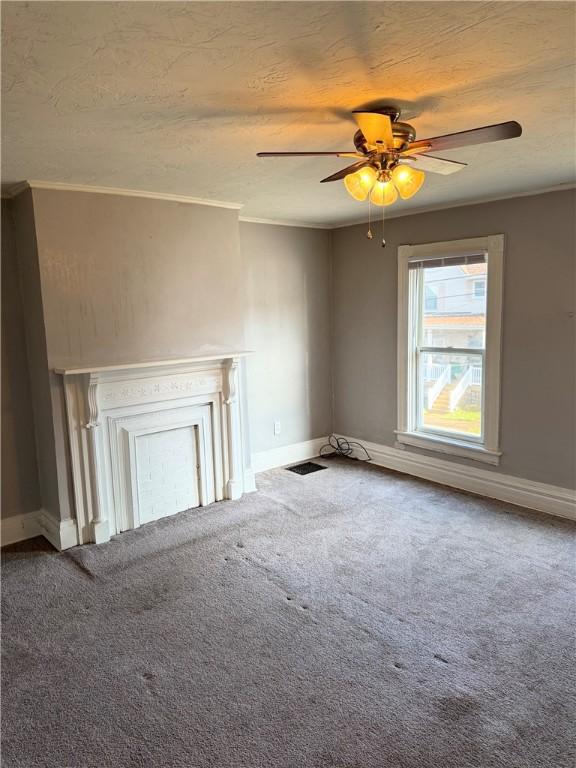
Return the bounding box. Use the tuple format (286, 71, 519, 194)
(396, 235, 504, 464)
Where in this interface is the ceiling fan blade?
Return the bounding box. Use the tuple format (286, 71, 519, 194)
(408, 121, 522, 152)
(400, 144, 432, 157)
(352, 112, 394, 148)
(320, 160, 370, 183)
(405, 154, 467, 175)
(257, 151, 364, 157)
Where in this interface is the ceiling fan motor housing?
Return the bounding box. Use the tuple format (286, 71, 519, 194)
(391, 121, 416, 149)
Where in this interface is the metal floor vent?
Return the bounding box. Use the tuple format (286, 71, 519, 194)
(286, 461, 327, 476)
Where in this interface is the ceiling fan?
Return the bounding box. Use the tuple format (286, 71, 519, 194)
(257, 107, 522, 210)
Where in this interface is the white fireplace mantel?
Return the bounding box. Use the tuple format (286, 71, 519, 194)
(54, 352, 253, 376)
(57, 353, 255, 546)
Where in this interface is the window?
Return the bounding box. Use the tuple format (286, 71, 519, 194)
(472, 278, 486, 298)
(396, 236, 504, 464)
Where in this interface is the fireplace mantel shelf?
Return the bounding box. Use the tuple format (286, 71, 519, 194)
(54, 351, 253, 376)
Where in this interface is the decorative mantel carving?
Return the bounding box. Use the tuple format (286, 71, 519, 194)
(85, 373, 101, 428)
(57, 353, 254, 546)
(223, 358, 238, 405)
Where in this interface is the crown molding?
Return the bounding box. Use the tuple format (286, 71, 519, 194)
(238, 215, 332, 230)
(2, 180, 243, 210)
(3, 180, 573, 225)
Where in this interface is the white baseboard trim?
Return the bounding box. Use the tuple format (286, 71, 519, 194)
(1, 509, 80, 550)
(337, 434, 576, 520)
(6, 434, 570, 547)
(36, 511, 79, 550)
(1, 510, 42, 546)
(252, 437, 329, 474)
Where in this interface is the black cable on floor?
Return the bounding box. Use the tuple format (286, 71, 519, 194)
(319, 435, 371, 462)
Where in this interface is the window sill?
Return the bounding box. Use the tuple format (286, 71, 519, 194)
(394, 430, 501, 465)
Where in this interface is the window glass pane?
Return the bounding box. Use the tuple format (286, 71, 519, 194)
(419, 352, 483, 438)
(421, 261, 487, 349)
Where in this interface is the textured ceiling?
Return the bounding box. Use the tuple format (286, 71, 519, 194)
(2, 1, 575, 225)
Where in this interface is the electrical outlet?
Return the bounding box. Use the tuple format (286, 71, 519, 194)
(274, 421, 281, 436)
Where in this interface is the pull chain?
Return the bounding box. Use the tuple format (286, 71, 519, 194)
(381, 200, 386, 248)
(366, 196, 373, 240)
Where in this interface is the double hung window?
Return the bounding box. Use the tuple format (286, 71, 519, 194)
(397, 236, 504, 464)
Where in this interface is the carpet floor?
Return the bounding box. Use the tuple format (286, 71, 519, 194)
(2, 458, 575, 768)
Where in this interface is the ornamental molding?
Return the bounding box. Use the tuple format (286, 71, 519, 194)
(99, 372, 222, 408)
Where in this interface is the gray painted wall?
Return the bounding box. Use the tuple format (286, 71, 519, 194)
(332, 189, 576, 489)
(10, 190, 65, 523)
(31, 189, 246, 368)
(241, 222, 332, 453)
(1, 200, 41, 519)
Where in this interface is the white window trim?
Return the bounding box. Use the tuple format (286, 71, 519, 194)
(396, 235, 504, 465)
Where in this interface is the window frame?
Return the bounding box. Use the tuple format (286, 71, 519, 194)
(396, 235, 504, 465)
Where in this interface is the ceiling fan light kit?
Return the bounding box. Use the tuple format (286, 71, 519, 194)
(257, 107, 522, 242)
(345, 163, 426, 205)
(392, 165, 426, 200)
(343, 166, 377, 201)
(370, 177, 398, 206)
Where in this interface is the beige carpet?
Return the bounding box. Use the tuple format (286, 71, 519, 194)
(2, 458, 575, 767)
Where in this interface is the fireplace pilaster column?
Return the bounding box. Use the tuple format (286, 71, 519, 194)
(223, 358, 243, 500)
(84, 374, 110, 544)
